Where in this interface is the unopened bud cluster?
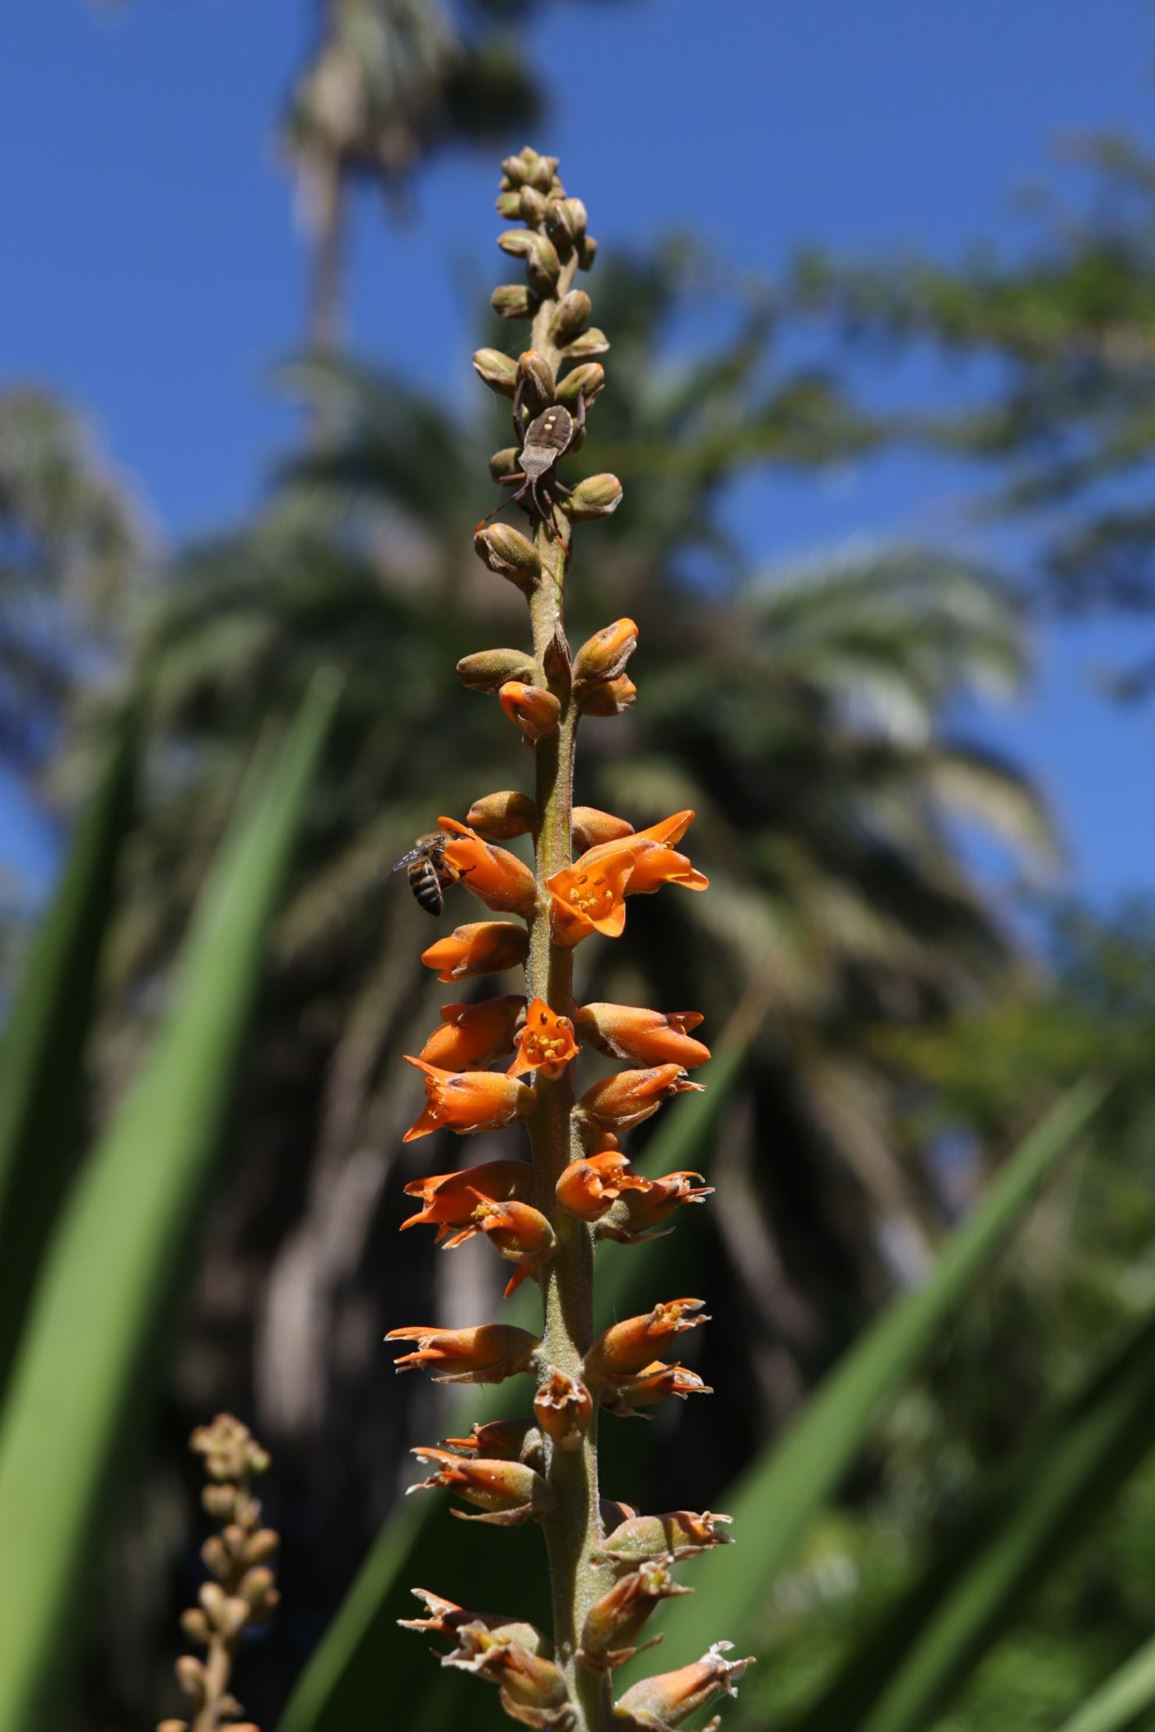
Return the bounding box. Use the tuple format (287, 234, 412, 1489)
(157, 1415, 279, 1732)
(388, 148, 753, 1732)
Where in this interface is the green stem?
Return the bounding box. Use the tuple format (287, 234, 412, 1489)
(521, 266, 614, 1725)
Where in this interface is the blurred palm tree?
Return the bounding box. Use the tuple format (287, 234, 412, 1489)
(0, 388, 145, 781)
(283, 0, 542, 345)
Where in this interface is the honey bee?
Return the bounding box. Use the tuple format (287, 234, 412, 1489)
(392, 832, 451, 917)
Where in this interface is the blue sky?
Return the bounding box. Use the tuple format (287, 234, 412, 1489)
(3, 0, 1154, 906)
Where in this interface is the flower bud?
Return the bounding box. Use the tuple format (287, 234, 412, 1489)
(572, 807, 634, 852)
(495, 191, 522, 218)
(466, 790, 537, 839)
(578, 233, 599, 271)
(565, 472, 623, 521)
(595, 1510, 734, 1569)
(240, 1565, 277, 1610)
(474, 523, 542, 594)
(517, 348, 557, 412)
(200, 1534, 229, 1578)
(563, 326, 610, 361)
(557, 362, 605, 406)
(158, 1721, 189, 1732)
(179, 1607, 210, 1645)
(399, 1589, 544, 1651)
(244, 1526, 280, 1565)
(421, 920, 529, 982)
(497, 230, 561, 294)
(490, 446, 523, 483)
(519, 185, 548, 226)
(175, 1657, 207, 1704)
(546, 196, 587, 249)
(534, 1369, 593, 1453)
(499, 681, 561, 743)
(614, 1642, 755, 1730)
(600, 1170, 714, 1244)
(549, 290, 592, 347)
(580, 677, 636, 718)
(575, 1004, 709, 1069)
(556, 1151, 647, 1223)
(386, 1322, 541, 1384)
(500, 152, 534, 187)
(580, 1560, 690, 1671)
(492, 282, 536, 320)
(200, 1483, 235, 1520)
(198, 1582, 227, 1626)
(602, 1362, 712, 1414)
(457, 648, 538, 694)
(574, 619, 638, 687)
(470, 1197, 557, 1296)
(472, 347, 519, 398)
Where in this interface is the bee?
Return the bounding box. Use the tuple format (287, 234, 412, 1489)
(392, 832, 452, 917)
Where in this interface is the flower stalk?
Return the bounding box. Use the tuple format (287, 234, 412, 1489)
(391, 147, 753, 1732)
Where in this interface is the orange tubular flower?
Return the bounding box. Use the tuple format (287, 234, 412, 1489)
(579, 1560, 690, 1672)
(585, 1299, 710, 1382)
(409, 1447, 551, 1524)
(546, 847, 643, 948)
(574, 1003, 711, 1070)
(402, 1057, 528, 1142)
(421, 921, 529, 983)
(499, 680, 561, 743)
(437, 817, 539, 917)
(555, 1151, 648, 1223)
(401, 1159, 532, 1240)
(441, 1418, 540, 1462)
(578, 808, 709, 897)
(508, 997, 580, 1079)
(385, 1323, 540, 1384)
(595, 1509, 734, 1568)
(418, 997, 525, 1070)
(576, 1065, 704, 1134)
(398, 1589, 541, 1647)
(571, 806, 634, 852)
(599, 1171, 715, 1245)
(442, 1627, 574, 1729)
(602, 1361, 713, 1413)
(533, 1369, 593, 1453)
(613, 1642, 755, 1730)
(469, 1198, 556, 1296)
(578, 674, 636, 716)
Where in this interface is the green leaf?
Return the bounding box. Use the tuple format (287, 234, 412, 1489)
(0, 702, 136, 1405)
(795, 1310, 1155, 1732)
(1052, 1635, 1155, 1732)
(651, 1079, 1107, 1667)
(0, 675, 337, 1732)
(276, 1000, 761, 1732)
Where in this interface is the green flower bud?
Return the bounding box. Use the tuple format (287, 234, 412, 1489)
(474, 523, 542, 594)
(565, 472, 622, 520)
(562, 196, 588, 238)
(578, 233, 598, 271)
(563, 326, 610, 360)
(557, 362, 606, 407)
(497, 229, 561, 294)
(549, 290, 591, 347)
(495, 190, 521, 218)
(472, 348, 518, 399)
(490, 446, 522, 482)
(529, 154, 559, 192)
(491, 283, 536, 320)
(501, 152, 533, 187)
(457, 648, 538, 694)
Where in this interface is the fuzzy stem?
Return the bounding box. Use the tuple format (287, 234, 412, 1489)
(190, 1635, 234, 1732)
(522, 266, 614, 1732)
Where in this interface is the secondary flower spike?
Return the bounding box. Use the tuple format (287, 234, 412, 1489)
(402, 1057, 528, 1141)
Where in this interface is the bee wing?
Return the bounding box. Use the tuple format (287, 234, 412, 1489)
(392, 847, 422, 872)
